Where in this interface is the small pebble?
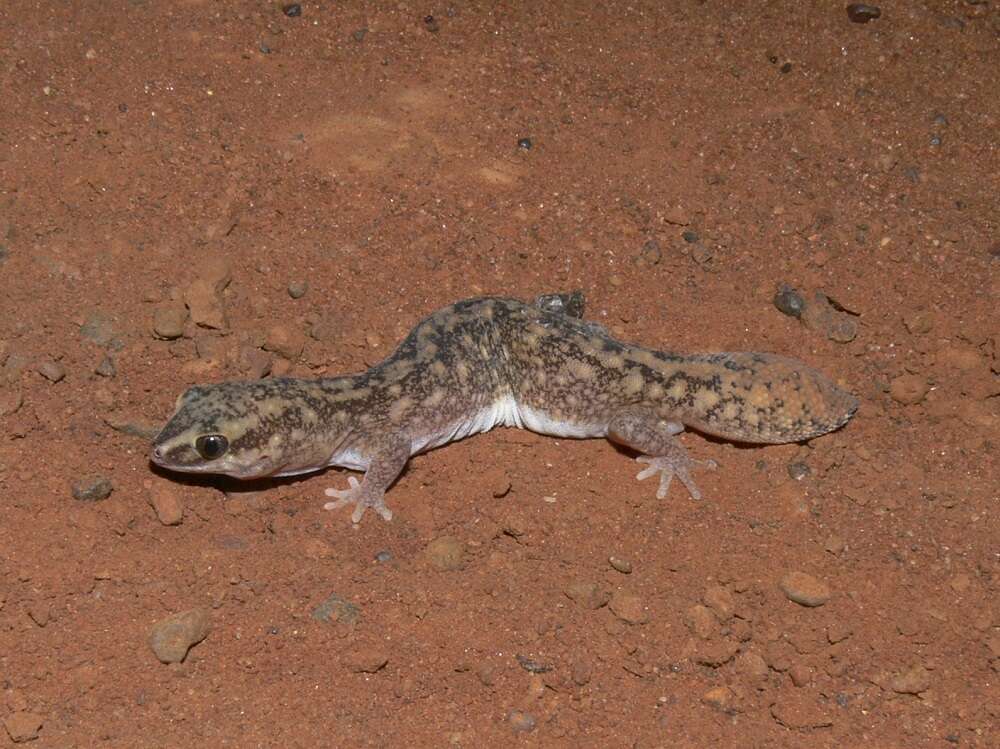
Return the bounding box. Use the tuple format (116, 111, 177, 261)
(701, 686, 736, 712)
(681, 230, 700, 243)
(72, 477, 113, 502)
(148, 485, 184, 526)
(374, 550, 393, 563)
(787, 461, 811, 480)
(773, 285, 805, 318)
(2, 712, 44, 743)
(780, 571, 831, 607)
(515, 654, 552, 673)
(736, 651, 769, 682)
(36, 359, 65, 383)
(352, 28, 368, 43)
(703, 585, 735, 620)
(153, 304, 187, 339)
(609, 590, 648, 624)
(95, 355, 116, 377)
(638, 239, 662, 265)
(564, 581, 611, 610)
(312, 592, 361, 624)
(609, 556, 632, 574)
(282, 3, 302, 17)
(685, 604, 717, 639)
(263, 324, 306, 360)
(424, 535, 464, 571)
(344, 649, 388, 673)
(423, 15, 440, 33)
(929, 135, 942, 146)
(185, 279, 226, 329)
(890, 664, 932, 694)
(779, 62, 792, 74)
(149, 608, 210, 663)
(287, 281, 308, 299)
(890, 374, 930, 405)
(507, 710, 536, 733)
(517, 137, 532, 150)
(846, 4, 881, 23)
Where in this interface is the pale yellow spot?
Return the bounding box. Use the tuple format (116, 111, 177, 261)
(388, 383, 403, 396)
(430, 360, 447, 377)
(535, 370, 547, 386)
(722, 402, 741, 421)
(455, 362, 470, 382)
(747, 384, 772, 408)
(423, 388, 445, 407)
(566, 358, 595, 381)
(600, 352, 625, 370)
(628, 348, 661, 368)
(668, 380, 688, 400)
(481, 303, 494, 320)
(268, 433, 284, 450)
(389, 396, 414, 422)
(695, 388, 721, 410)
(645, 382, 664, 400)
(332, 387, 370, 402)
(462, 334, 475, 347)
(420, 341, 438, 358)
(621, 369, 645, 395)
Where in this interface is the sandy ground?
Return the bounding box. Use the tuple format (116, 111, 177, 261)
(1, 1, 998, 746)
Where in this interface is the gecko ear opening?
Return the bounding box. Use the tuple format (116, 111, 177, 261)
(195, 434, 229, 460)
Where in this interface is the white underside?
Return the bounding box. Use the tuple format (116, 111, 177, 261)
(325, 395, 606, 472)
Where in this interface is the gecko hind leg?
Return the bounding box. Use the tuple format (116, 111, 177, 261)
(607, 410, 716, 500)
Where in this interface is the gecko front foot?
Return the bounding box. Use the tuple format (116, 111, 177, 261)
(324, 476, 393, 523)
(635, 452, 717, 501)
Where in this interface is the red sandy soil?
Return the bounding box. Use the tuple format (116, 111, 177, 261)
(1, 1, 998, 746)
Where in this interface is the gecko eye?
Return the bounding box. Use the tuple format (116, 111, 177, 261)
(195, 434, 229, 460)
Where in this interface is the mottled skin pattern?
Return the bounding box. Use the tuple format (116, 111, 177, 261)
(151, 297, 858, 523)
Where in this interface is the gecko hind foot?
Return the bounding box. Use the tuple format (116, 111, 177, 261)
(324, 476, 393, 523)
(636, 454, 717, 501)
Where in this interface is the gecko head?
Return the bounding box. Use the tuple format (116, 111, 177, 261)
(150, 381, 311, 480)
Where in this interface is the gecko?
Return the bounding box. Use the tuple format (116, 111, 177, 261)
(151, 295, 858, 523)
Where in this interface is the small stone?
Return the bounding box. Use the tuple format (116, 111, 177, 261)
(282, 3, 302, 18)
(890, 374, 930, 405)
(423, 15, 440, 33)
(424, 535, 464, 571)
(72, 477, 113, 502)
(312, 592, 361, 624)
(787, 461, 811, 480)
(185, 279, 226, 329)
(507, 710, 536, 733)
(27, 601, 50, 627)
(638, 239, 662, 266)
(149, 608, 210, 663)
(564, 581, 611, 610)
(263, 324, 306, 360)
(287, 281, 308, 299)
(737, 651, 769, 682)
(344, 649, 389, 673)
(352, 28, 368, 43)
(95, 355, 116, 377)
(779, 571, 831, 607)
(789, 663, 813, 687)
(609, 590, 648, 624)
(374, 550, 393, 563)
(774, 285, 805, 318)
(827, 622, 853, 643)
(890, 664, 932, 694)
(846, 4, 881, 24)
(903, 310, 933, 335)
(148, 485, 183, 525)
(800, 292, 857, 342)
(662, 205, 690, 226)
(770, 693, 833, 729)
(36, 359, 65, 383)
(681, 230, 700, 243)
(0, 389, 23, 417)
(693, 639, 739, 667)
(703, 585, 735, 621)
(237, 346, 272, 378)
(516, 654, 552, 674)
(609, 556, 632, 574)
(3, 712, 44, 743)
(701, 686, 736, 712)
(517, 137, 532, 150)
(571, 658, 593, 685)
(685, 604, 717, 639)
(153, 304, 187, 339)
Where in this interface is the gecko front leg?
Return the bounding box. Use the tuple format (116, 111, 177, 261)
(607, 409, 716, 500)
(324, 434, 411, 523)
